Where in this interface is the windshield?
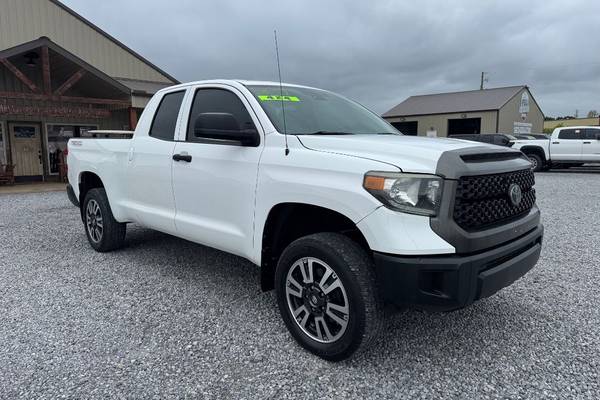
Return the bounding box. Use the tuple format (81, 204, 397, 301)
(246, 85, 400, 135)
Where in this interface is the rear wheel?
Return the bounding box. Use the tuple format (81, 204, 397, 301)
(526, 153, 543, 172)
(275, 233, 383, 361)
(83, 188, 126, 252)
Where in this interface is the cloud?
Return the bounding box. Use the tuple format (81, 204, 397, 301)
(62, 0, 600, 117)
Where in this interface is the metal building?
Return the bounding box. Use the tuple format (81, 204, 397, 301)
(0, 0, 178, 181)
(382, 86, 544, 138)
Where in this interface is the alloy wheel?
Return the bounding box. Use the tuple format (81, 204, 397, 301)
(528, 155, 538, 170)
(285, 257, 350, 343)
(86, 199, 103, 243)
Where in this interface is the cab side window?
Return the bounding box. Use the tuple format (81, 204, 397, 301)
(149, 91, 185, 141)
(558, 129, 582, 140)
(186, 88, 256, 142)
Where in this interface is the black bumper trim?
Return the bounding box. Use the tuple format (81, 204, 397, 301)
(373, 224, 543, 312)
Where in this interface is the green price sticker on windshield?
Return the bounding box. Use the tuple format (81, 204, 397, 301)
(258, 95, 300, 102)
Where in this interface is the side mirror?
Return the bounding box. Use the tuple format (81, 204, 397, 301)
(193, 113, 259, 146)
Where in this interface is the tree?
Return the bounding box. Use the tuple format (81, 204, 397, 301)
(587, 110, 599, 118)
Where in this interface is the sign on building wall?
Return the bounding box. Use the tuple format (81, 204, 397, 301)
(519, 92, 530, 114)
(514, 122, 532, 134)
(426, 127, 438, 137)
(0, 103, 110, 119)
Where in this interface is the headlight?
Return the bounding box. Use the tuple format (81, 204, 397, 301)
(363, 172, 443, 216)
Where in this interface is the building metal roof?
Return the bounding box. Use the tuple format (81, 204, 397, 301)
(383, 86, 526, 117)
(116, 78, 174, 96)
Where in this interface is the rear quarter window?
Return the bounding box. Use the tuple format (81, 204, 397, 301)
(149, 91, 186, 141)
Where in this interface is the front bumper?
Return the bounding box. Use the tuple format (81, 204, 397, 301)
(373, 224, 543, 312)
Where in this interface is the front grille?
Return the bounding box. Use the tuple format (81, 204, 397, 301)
(453, 168, 536, 230)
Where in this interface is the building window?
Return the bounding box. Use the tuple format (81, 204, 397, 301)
(46, 124, 97, 174)
(0, 122, 6, 165)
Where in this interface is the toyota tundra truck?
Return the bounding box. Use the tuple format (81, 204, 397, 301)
(511, 126, 600, 171)
(67, 80, 543, 361)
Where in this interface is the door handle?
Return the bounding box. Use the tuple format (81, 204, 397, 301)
(552, 141, 560, 144)
(583, 141, 592, 144)
(173, 153, 192, 162)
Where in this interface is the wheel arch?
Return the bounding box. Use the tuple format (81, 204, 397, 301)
(259, 202, 371, 292)
(519, 145, 547, 162)
(78, 171, 104, 202)
(78, 171, 105, 220)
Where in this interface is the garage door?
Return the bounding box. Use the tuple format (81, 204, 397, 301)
(391, 121, 418, 135)
(448, 118, 481, 136)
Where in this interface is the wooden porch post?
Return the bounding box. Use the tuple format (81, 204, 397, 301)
(128, 107, 138, 130)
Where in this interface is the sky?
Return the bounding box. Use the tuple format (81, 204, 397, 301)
(62, 0, 600, 118)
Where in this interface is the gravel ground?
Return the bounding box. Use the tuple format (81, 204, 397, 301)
(0, 172, 599, 399)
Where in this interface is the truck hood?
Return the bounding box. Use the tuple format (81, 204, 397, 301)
(297, 134, 487, 173)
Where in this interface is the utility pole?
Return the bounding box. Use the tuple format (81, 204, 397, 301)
(480, 72, 488, 90)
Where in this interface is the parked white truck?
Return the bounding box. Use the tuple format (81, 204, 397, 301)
(511, 126, 600, 171)
(67, 80, 543, 360)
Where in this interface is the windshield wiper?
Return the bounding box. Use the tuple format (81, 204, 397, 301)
(298, 131, 355, 135)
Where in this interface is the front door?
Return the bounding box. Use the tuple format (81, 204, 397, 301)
(9, 123, 43, 177)
(172, 85, 263, 258)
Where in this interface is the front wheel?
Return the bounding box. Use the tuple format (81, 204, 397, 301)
(82, 188, 126, 252)
(275, 233, 383, 361)
(526, 153, 543, 172)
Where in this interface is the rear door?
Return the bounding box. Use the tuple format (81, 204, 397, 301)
(551, 128, 584, 160)
(171, 84, 264, 258)
(127, 89, 186, 234)
(583, 128, 600, 162)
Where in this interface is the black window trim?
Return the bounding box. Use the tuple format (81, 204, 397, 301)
(148, 89, 187, 142)
(184, 86, 261, 147)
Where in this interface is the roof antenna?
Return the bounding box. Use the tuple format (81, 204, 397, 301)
(274, 29, 290, 156)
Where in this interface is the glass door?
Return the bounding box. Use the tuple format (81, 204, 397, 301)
(9, 123, 43, 177)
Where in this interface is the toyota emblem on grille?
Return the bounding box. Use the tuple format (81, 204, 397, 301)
(508, 183, 522, 206)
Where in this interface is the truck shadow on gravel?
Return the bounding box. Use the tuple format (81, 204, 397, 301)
(120, 225, 544, 367)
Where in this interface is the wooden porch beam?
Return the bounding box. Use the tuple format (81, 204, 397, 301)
(0, 91, 131, 106)
(54, 68, 86, 96)
(41, 46, 52, 95)
(0, 58, 40, 93)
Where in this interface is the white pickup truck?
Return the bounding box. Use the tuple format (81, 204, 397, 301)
(67, 80, 543, 360)
(511, 126, 600, 171)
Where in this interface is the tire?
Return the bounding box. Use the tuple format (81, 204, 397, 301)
(275, 233, 383, 361)
(526, 153, 543, 172)
(82, 188, 126, 252)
